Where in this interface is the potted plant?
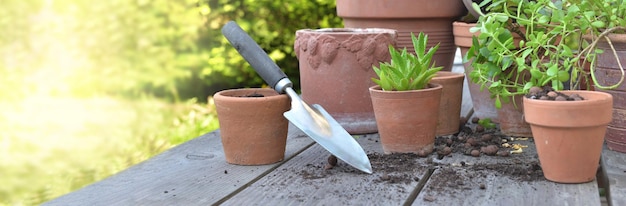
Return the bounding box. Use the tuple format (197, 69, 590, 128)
(213, 88, 290, 165)
(369, 32, 443, 155)
(336, 0, 466, 71)
(453, 0, 515, 122)
(465, 0, 533, 137)
(524, 87, 613, 183)
(467, 0, 620, 182)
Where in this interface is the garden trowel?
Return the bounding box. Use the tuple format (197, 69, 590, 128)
(221, 21, 372, 174)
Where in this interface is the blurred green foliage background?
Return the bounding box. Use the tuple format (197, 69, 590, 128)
(0, 0, 341, 205)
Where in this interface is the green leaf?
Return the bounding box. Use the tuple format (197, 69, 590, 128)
(591, 21, 606, 28)
(495, 14, 509, 22)
(546, 65, 559, 76)
(530, 68, 543, 79)
(557, 70, 570, 82)
(495, 97, 502, 109)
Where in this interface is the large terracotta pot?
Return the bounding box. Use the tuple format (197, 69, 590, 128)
(295, 28, 397, 134)
(453, 21, 500, 122)
(214, 88, 290, 165)
(524, 91, 613, 183)
(337, 0, 466, 71)
(431, 71, 465, 135)
(592, 33, 626, 153)
(369, 84, 443, 154)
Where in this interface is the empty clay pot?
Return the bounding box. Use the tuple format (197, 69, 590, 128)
(214, 88, 290, 165)
(431, 71, 465, 135)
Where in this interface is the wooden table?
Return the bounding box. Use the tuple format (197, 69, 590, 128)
(44, 123, 622, 206)
(44, 62, 625, 205)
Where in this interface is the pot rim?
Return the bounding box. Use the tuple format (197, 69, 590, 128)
(214, 88, 286, 101)
(369, 83, 443, 93)
(297, 28, 397, 35)
(523, 90, 613, 106)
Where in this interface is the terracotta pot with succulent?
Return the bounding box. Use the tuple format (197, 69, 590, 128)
(467, 0, 620, 182)
(294, 28, 397, 134)
(336, 0, 466, 71)
(369, 32, 443, 155)
(214, 88, 290, 165)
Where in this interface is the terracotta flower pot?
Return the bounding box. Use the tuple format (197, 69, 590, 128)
(431, 71, 465, 135)
(337, 0, 466, 71)
(499, 95, 533, 137)
(213, 88, 290, 165)
(295, 28, 397, 134)
(453, 21, 500, 122)
(524, 91, 613, 183)
(592, 33, 626, 153)
(369, 84, 443, 154)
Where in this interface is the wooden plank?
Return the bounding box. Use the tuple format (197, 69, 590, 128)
(221, 133, 432, 205)
(413, 166, 600, 205)
(44, 124, 314, 206)
(432, 138, 538, 166)
(413, 139, 601, 205)
(602, 148, 626, 206)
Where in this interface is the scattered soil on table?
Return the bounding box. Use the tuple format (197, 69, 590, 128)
(297, 119, 545, 188)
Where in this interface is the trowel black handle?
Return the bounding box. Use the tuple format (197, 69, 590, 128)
(221, 21, 291, 93)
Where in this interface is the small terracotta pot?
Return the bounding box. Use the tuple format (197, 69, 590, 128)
(524, 91, 613, 183)
(295, 28, 397, 134)
(214, 88, 290, 165)
(369, 84, 443, 154)
(431, 71, 465, 135)
(498, 95, 533, 137)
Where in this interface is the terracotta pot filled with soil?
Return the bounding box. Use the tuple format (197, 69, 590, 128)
(524, 87, 613, 183)
(295, 28, 397, 134)
(369, 84, 442, 155)
(214, 88, 290, 165)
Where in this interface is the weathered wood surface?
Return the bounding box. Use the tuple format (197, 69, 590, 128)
(45, 62, 608, 206)
(44, 124, 315, 206)
(602, 148, 626, 206)
(414, 139, 601, 206)
(415, 168, 599, 205)
(221, 133, 430, 205)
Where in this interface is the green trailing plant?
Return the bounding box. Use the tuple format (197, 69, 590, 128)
(372, 32, 443, 91)
(466, 0, 626, 108)
(478, 118, 496, 129)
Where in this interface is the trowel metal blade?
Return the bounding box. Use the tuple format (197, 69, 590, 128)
(284, 103, 373, 174)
